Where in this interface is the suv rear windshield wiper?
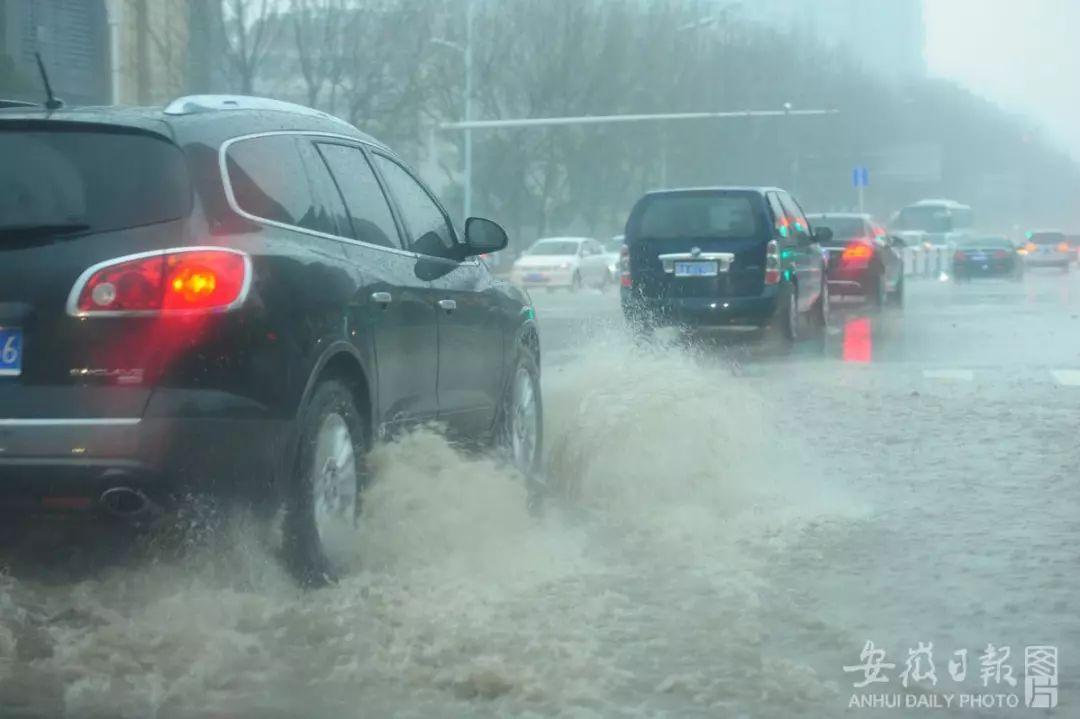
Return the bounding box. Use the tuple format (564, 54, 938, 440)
(0, 223, 91, 239)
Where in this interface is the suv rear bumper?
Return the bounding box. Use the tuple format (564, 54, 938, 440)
(0, 390, 289, 518)
(621, 288, 780, 327)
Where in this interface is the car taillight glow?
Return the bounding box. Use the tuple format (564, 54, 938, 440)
(72, 248, 250, 316)
(619, 245, 631, 288)
(841, 242, 874, 266)
(953, 251, 967, 262)
(1025, 242, 1037, 253)
(1058, 242, 1070, 253)
(992, 250, 1009, 259)
(765, 240, 781, 284)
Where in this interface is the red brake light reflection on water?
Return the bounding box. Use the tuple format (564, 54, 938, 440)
(75, 249, 248, 314)
(842, 316, 873, 363)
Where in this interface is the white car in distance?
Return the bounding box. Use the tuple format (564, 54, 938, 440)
(511, 237, 613, 291)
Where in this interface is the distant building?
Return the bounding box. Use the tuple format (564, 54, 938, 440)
(1, 0, 110, 104)
(106, 0, 190, 105)
(738, 0, 926, 81)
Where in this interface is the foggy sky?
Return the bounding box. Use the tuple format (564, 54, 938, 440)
(925, 0, 1080, 159)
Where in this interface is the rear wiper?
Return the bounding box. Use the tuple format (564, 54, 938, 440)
(0, 223, 91, 239)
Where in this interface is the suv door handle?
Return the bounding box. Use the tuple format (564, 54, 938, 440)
(437, 299, 457, 313)
(371, 291, 392, 307)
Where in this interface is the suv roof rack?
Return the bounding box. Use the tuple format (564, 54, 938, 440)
(164, 94, 346, 124)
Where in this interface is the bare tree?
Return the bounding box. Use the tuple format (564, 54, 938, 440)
(217, 0, 281, 94)
(289, 0, 349, 109)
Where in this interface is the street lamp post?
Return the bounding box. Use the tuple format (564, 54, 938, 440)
(463, 0, 474, 221)
(432, 0, 475, 224)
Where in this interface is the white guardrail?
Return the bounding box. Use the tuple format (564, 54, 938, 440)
(901, 245, 950, 277)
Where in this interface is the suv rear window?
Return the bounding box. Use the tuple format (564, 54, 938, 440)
(635, 195, 760, 240)
(0, 127, 191, 235)
(809, 216, 866, 241)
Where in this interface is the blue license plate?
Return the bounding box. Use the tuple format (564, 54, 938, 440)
(0, 327, 22, 377)
(525, 273, 547, 282)
(969, 253, 987, 261)
(674, 261, 719, 277)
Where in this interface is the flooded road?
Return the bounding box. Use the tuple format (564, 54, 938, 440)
(2, 270, 1079, 718)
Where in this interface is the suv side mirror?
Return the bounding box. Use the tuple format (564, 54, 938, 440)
(813, 226, 833, 244)
(464, 217, 508, 255)
(889, 235, 906, 248)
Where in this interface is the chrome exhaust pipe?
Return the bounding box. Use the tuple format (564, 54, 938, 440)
(99, 486, 152, 518)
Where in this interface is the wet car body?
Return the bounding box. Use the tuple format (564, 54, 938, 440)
(0, 98, 539, 551)
(807, 212, 904, 306)
(952, 236, 1024, 281)
(1022, 230, 1072, 270)
(620, 187, 827, 337)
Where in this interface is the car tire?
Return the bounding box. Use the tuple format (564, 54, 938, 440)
(282, 379, 367, 587)
(810, 280, 829, 334)
(768, 282, 798, 344)
(495, 347, 544, 508)
(888, 274, 905, 307)
(869, 269, 887, 307)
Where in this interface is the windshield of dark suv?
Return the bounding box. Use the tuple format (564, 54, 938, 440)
(635, 195, 761, 240)
(0, 128, 191, 237)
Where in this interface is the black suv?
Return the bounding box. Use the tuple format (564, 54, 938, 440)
(0, 96, 541, 582)
(620, 187, 829, 340)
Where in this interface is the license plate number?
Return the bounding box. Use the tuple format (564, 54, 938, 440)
(674, 261, 719, 277)
(0, 327, 22, 377)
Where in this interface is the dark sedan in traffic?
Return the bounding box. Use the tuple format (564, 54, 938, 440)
(952, 236, 1024, 281)
(806, 213, 904, 307)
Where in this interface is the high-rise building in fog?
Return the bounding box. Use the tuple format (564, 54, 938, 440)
(737, 0, 926, 82)
(1, 0, 110, 104)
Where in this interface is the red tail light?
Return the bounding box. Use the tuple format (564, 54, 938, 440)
(992, 250, 1009, 260)
(841, 242, 874, 267)
(619, 245, 631, 288)
(69, 247, 251, 317)
(764, 240, 781, 284)
(1058, 242, 1070, 253)
(953, 251, 966, 262)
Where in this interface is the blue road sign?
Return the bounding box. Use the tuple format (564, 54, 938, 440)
(852, 166, 870, 188)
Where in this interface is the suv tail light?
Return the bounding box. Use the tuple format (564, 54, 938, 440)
(619, 245, 631, 288)
(69, 247, 251, 317)
(992, 250, 1009, 260)
(1057, 242, 1070, 253)
(765, 240, 781, 284)
(841, 242, 874, 268)
(953, 250, 967, 262)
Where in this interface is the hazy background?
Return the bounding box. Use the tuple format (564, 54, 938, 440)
(926, 0, 1080, 160)
(3, 0, 1079, 239)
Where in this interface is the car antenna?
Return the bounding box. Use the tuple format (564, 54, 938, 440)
(34, 52, 64, 111)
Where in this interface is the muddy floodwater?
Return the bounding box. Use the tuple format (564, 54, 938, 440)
(2, 326, 1078, 718)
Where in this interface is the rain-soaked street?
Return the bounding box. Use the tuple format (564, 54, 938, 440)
(2, 269, 1078, 718)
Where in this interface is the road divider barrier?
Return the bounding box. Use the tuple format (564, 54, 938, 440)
(901, 245, 949, 278)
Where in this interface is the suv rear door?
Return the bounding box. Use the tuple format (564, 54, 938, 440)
(0, 121, 192, 420)
(627, 191, 768, 300)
